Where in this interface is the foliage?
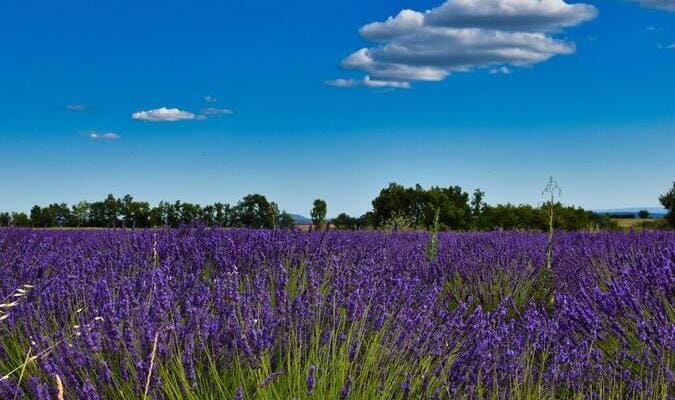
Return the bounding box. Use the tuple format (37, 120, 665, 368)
(659, 181, 675, 228)
(372, 183, 471, 230)
(276, 211, 295, 230)
(234, 194, 278, 229)
(310, 199, 327, 230)
(332, 213, 358, 230)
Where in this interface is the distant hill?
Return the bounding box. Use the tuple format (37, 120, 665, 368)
(290, 214, 312, 224)
(593, 207, 667, 219)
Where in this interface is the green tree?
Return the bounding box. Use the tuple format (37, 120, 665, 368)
(659, 182, 675, 228)
(200, 205, 216, 226)
(71, 201, 91, 227)
(30, 205, 57, 227)
(167, 201, 181, 227)
(120, 195, 135, 228)
(103, 194, 120, 227)
(213, 202, 232, 227)
(470, 189, 486, 217)
(49, 203, 71, 227)
(372, 183, 471, 230)
(357, 212, 374, 230)
(638, 210, 650, 219)
(88, 201, 107, 227)
(133, 201, 151, 228)
(0, 212, 10, 227)
(333, 213, 357, 230)
(11, 212, 30, 227)
(234, 194, 276, 229)
(179, 202, 202, 224)
(310, 199, 327, 230)
(276, 211, 295, 230)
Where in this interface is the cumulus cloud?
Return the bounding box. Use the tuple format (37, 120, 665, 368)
(332, 0, 597, 87)
(201, 107, 234, 116)
(632, 0, 675, 11)
(88, 131, 120, 140)
(132, 107, 196, 122)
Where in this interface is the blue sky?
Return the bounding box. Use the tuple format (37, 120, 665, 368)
(0, 0, 673, 217)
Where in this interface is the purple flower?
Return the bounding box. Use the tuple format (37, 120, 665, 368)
(306, 365, 316, 394)
(339, 375, 352, 400)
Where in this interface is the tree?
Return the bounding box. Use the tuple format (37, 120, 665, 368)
(103, 194, 120, 227)
(659, 182, 675, 228)
(88, 201, 107, 227)
(333, 213, 357, 230)
(277, 211, 295, 230)
(471, 189, 486, 217)
(120, 195, 135, 228)
(371, 183, 471, 230)
(213, 202, 232, 227)
(0, 212, 10, 227)
(11, 212, 30, 227)
(200, 205, 216, 226)
(357, 212, 374, 230)
(30, 205, 57, 227)
(310, 199, 327, 230)
(234, 194, 276, 229)
(71, 201, 91, 227)
(179, 202, 202, 224)
(638, 210, 650, 219)
(270, 202, 280, 229)
(50, 203, 71, 227)
(167, 201, 181, 227)
(133, 201, 151, 228)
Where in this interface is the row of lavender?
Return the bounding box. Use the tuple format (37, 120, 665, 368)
(0, 228, 672, 398)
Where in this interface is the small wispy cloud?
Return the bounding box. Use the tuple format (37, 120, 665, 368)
(632, 0, 675, 11)
(489, 66, 512, 75)
(66, 104, 87, 112)
(132, 107, 196, 122)
(205, 95, 217, 103)
(657, 43, 675, 49)
(325, 76, 410, 89)
(88, 131, 120, 140)
(201, 107, 234, 116)
(325, 78, 360, 88)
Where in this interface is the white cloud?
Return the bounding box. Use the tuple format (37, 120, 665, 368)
(363, 76, 411, 88)
(66, 104, 87, 112)
(489, 66, 512, 74)
(325, 76, 411, 89)
(88, 131, 120, 140)
(205, 95, 217, 103)
(424, 0, 597, 32)
(336, 0, 597, 87)
(632, 0, 675, 11)
(325, 78, 361, 87)
(131, 107, 196, 122)
(201, 107, 234, 116)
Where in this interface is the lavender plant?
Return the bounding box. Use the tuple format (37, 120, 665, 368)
(0, 227, 671, 399)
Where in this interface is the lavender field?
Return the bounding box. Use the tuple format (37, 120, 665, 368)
(0, 228, 672, 399)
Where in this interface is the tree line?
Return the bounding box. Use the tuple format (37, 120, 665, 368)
(1, 182, 673, 230)
(0, 194, 294, 229)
